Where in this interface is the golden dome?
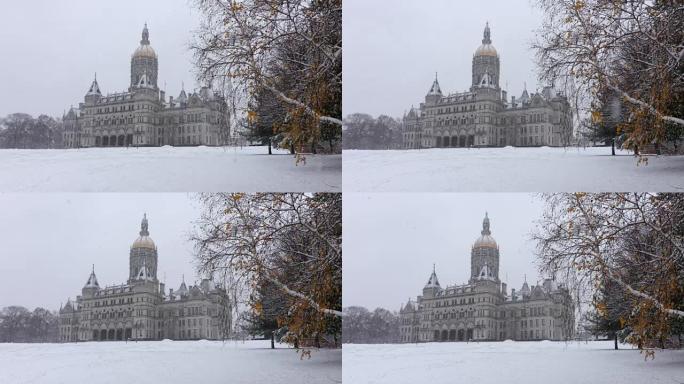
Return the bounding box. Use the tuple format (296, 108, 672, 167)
(132, 214, 155, 249)
(473, 234, 498, 249)
(132, 235, 156, 249)
(132, 24, 157, 59)
(475, 44, 498, 57)
(133, 44, 157, 59)
(474, 212, 498, 248)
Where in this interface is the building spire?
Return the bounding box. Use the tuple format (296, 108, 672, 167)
(141, 23, 150, 45)
(482, 22, 491, 45)
(481, 212, 491, 236)
(140, 213, 149, 236)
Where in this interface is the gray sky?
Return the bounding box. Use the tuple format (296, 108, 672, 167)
(343, 193, 545, 311)
(0, 0, 200, 117)
(343, 0, 543, 118)
(0, 193, 205, 311)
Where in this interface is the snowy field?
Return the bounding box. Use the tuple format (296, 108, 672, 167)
(0, 146, 341, 192)
(0, 339, 341, 384)
(343, 340, 684, 384)
(343, 147, 684, 192)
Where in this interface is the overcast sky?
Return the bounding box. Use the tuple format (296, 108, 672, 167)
(0, 193, 205, 311)
(0, 0, 200, 117)
(343, 193, 545, 311)
(343, 0, 543, 118)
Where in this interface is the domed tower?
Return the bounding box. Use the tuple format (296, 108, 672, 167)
(129, 214, 158, 283)
(471, 22, 500, 90)
(130, 24, 158, 90)
(82, 265, 100, 298)
(470, 213, 500, 283)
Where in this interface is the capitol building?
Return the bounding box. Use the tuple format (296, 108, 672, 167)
(58, 215, 231, 342)
(402, 23, 574, 149)
(399, 213, 574, 343)
(62, 25, 230, 148)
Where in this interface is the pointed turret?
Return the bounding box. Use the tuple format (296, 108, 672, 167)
(177, 274, 188, 297)
(423, 264, 441, 298)
(84, 264, 99, 288)
(427, 73, 442, 96)
(178, 83, 188, 106)
(521, 274, 531, 297)
(82, 264, 100, 298)
(86, 73, 102, 98)
(60, 298, 74, 314)
(425, 72, 443, 105)
(520, 83, 530, 104)
(425, 264, 440, 288)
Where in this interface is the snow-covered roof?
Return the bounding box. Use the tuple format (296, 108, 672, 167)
(427, 74, 442, 96)
(84, 266, 100, 289)
(86, 75, 102, 96)
(425, 265, 441, 289)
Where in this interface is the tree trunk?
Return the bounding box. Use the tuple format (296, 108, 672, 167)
(270, 332, 275, 349)
(614, 333, 618, 350)
(611, 138, 615, 156)
(294, 337, 299, 349)
(268, 139, 272, 155)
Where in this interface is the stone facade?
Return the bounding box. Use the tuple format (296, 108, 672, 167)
(399, 213, 574, 343)
(402, 23, 573, 149)
(63, 25, 230, 148)
(58, 215, 231, 342)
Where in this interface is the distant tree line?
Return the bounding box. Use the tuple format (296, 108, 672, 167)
(0, 306, 59, 343)
(343, 113, 403, 150)
(0, 113, 63, 149)
(342, 306, 400, 344)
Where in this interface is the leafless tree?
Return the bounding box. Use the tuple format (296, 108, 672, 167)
(534, 0, 684, 148)
(192, 193, 342, 318)
(533, 193, 684, 352)
(191, 0, 342, 151)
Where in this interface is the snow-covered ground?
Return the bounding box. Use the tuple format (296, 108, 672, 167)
(343, 340, 684, 384)
(343, 147, 684, 192)
(0, 146, 341, 192)
(0, 340, 341, 384)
